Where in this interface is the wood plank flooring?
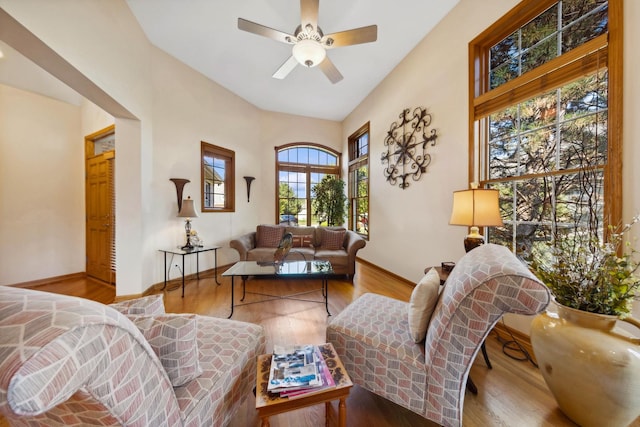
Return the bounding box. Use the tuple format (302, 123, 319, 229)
(4, 262, 638, 426)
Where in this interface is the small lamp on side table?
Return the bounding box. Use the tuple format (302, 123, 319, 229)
(178, 196, 199, 250)
(449, 183, 503, 252)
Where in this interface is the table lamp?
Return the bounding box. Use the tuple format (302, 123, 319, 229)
(449, 184, 503, 252)
(178, 196, 198, 250)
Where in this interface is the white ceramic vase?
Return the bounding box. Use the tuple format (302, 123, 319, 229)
(530, 302, 640, 427)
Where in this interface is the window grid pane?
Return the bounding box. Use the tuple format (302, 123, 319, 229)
(201, 141, 235, 212)
(489, 0, 608, 90)
(488, 71, 607, 181)
(486, 70, 608, 260)
(203, 155, 228, 209)
(348, 125, 370, 238)
(276, 145, 341, 226)
(279, 147, 337, 166)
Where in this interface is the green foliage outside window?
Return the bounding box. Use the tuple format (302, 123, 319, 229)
(279, 183, 303, 216)
(312, 176, 347, 226)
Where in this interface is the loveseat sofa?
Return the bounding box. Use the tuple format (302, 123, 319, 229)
(230, 224, 366, 278)
(0, 286, 265, 426)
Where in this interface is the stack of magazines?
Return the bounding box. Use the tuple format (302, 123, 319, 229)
(267, 344, 335, 399)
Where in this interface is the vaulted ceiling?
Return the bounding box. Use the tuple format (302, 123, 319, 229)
(0, 1, 460, 121)
(126, 0, 460, 121)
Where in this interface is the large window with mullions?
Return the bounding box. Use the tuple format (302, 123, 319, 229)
(276, 143, 341, 226)
(469, 0, 622, 261)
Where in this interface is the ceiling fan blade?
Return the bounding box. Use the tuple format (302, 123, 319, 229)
(322, 25, 378, 48)
(272, 56, 299, 79)
(300, 0, 319, 31)
(318, 57, 343, 84)
(238, 18, 295, 44)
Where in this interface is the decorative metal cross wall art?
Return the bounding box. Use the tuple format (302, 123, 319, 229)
(381, 107, 438, 189)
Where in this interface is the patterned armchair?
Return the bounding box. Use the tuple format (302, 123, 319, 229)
(0, 286, 265, 426)
(326, 244, 550, 427)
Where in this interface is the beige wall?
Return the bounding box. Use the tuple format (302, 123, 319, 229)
(0, 84, 84, 285)
(81, 99, 114, 137)
(148, 47, 264, 281)
(342, 0, 521, 282)
(148, 48, 343, 284)
(0, 2, 343, 290)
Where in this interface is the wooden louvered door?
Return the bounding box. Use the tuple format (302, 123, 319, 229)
(85, 125, 115, 285)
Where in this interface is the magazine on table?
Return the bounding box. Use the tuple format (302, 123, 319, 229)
(268, 344, 322, 392)
(278, 346, 336, 399)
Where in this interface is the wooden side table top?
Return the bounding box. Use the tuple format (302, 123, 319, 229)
(255, 342, 353, 424)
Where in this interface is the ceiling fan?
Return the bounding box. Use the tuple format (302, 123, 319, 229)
(238, 0, 377, 84)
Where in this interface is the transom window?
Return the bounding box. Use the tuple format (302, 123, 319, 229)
(276, 143, 341, 226)
(201, 142, 235, 212)
(469, 0, 621, 261)
(348, 123, 370, 239)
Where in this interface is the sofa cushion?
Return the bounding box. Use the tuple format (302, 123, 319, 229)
(247, 247, 280, 263)
(109, 294, 166, 315)
(314, 248, 348, 268)
(131, 314, 202, 387)
(256, 225, 285, 248)
(408, 268, 441, 343)
(320, 228, 346, 250)
(289, 247, 315, 261)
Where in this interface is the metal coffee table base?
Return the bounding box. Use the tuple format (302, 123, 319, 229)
(227, 275, 330, 318)
(222, 261, 333, 319)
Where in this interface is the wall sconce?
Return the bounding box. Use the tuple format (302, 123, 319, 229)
(244, 176, 255, 202)
(449, 183, 503, 252)
(170, 178, 190, 212)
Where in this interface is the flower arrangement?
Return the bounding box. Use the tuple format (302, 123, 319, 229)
(530, 214, 640, 317)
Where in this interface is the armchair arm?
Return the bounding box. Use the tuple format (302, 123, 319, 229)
(343, 230, 366, 267)
(229, 232, 256, 260)
(0, 287, 181, 426)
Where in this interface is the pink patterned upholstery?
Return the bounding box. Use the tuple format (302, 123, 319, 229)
(0, 286, 265, 426)
(326, 244, 550, 427)
(130, 314, 202, 387)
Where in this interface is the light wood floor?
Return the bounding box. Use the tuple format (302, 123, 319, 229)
(4, 262, 638, 427)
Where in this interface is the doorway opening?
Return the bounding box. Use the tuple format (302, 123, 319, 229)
(85, 125, 116, 284)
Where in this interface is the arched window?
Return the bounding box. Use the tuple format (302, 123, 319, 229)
(276, 143, 341, 226)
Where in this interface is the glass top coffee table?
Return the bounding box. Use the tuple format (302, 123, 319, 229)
(222, 260, 333, 318)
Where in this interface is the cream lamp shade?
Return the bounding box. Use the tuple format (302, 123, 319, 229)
(450, 187, 503, 252)
(178, 196, 198, 250)
(177, 197, 198, 219)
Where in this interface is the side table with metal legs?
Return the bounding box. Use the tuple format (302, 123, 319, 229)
(159, 246, 221, 297)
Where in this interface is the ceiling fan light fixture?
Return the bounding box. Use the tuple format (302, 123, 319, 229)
(292, 39, 326, 68)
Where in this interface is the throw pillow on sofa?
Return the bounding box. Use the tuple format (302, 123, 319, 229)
(256, 225, 285, 248)
(320, 228, 346, 250)
(130, 314, 202, 387)
(109, 294, 165, 316)
(292, 234, 314, 248)
(407, 268, 441, 343)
